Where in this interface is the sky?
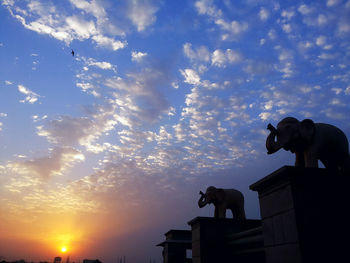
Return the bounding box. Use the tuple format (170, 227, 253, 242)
(0, 0, 350, 262)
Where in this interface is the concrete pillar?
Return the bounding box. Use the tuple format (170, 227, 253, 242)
(250, 166, 348, 263)
(188, 217, 261, 263)
(157, 230, 192, 263)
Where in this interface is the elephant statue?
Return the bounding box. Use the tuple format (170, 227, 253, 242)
(198, 186, 246, 219)
(266, 117, 350, 170)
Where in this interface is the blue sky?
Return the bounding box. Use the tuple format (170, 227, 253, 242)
(1, 0, 350, 262)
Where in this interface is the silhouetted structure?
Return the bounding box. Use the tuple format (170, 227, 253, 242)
(82, 260, 101, 263)
(198, 186, 246, 219)
(250, 166, 348, 262)
(53, 257, 62, 263)
(157, 230, 192, 263)
(189, 217, 263, 263)
(158, 166, 349, 262)
(266, 117, 350, 170)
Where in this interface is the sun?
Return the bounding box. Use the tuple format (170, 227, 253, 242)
(61, 247, 67, 253)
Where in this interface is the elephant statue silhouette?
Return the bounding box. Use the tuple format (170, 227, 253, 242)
(266, 117, 350, 170)
(198, 186, 246, 219)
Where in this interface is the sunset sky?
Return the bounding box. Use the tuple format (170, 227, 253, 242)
(1, 0, 350, 262)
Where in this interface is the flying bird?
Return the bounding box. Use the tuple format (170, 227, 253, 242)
(71, 49, 75, 56)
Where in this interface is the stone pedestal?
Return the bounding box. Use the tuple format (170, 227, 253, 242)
(250, 166, 348, 263)
(157, 230, 192, 263)
(188, 217, 261, 263)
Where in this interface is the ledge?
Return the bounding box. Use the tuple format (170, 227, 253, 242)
(249, 165, 344, 193)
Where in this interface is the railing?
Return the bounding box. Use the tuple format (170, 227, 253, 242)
(227, 226, 265, 262)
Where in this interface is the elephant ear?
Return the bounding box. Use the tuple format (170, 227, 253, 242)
(215, 188, 226, 203)
(299, 119, 315, 143)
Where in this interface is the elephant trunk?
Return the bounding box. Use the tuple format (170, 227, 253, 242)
(266, 123, 283, 154)
(198, 191, 208, 208)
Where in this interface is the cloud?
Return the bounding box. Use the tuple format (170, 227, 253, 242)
(65, 15, 97, 39)
(127, 0, 159, 32)
(3, 0, 127, 50)
(18, 84, 41, 104)
(215, 19, 248, 40)
(69, 0, 106, 20)
(105, 69, 170, 124)
(131, 51, 148, 62)
(259, 7, 269, 21)
(5, 147, 84, 180)
(281, 10, 295, 20)
(85, 58, 115, 70)
(282, 24, 292, 33)
(298, 4, 313, 15)
(344, 86, 350, 95)
(180, 69, 201, 85)
(183, 43, 210, 62)
(91, 35, 127, 51)
(37, 104, 119, 153)
(195, 0, 222, 19)
(327, 0, 340, 7)
(194, 0, 247, 40)
(211, 49, 242, 67)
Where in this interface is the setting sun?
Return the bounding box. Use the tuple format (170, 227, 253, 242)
(61, 247, 67, 253)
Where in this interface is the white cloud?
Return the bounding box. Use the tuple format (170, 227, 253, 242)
(317, 14, 328, 26)
(259, 112, 271, 121)
(92, 35, 127, 50)
(345, 86, 350, 95)
(131, 51, 148, 62)
(6, 147, 84, 179)
(211, 49, 242, 67)
(318, 53, 334, 60)
(4, 1, 127, 50)
(268, 29, 276, 40)
(298, 4, 313, 15)
(105, 69, 171, 124)
(65, 15, 97, 39)
(327, 0, 340, 7)
(171, 82, 179, 89)
(281, 10, 295, 20)
(0, 113, 7, 117)
(180, 69, 201, 85)
(282, 24, 292, 33)
(195, 0, 222, 19)
(183, 43, 210, 62)
(86, 58, 114, 70)
(76, 83, 100, 97)
(127, 0, 159, 32)
(37, 104, 120, 153)
(331, 88, 342, 95)
(316, 35, 327, 46)
(69, 0, 106, 19)
(17, 84, 41, 104)
(338, 22, 350, 34)
(215, 19, 248, 37)
(259, 8, 269, 21)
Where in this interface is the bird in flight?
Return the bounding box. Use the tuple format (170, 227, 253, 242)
(71, 49, 75, 56)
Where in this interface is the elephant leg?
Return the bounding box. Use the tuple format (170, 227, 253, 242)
(237, 206, 246, 220)
(295, 152, 305, 167)
(217, 207, 226, 218)
(304, 151, 318, 167)
(231, 207, 246, 220)
(214, 207, 219, 218)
